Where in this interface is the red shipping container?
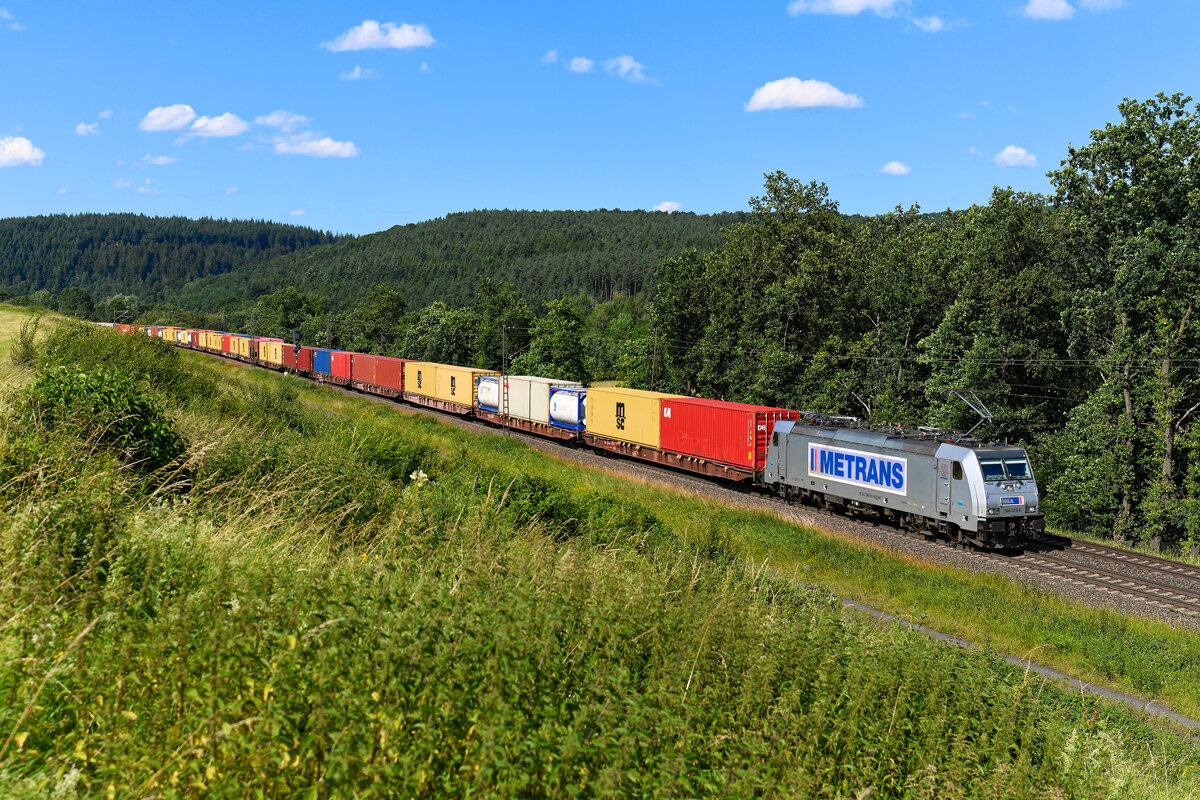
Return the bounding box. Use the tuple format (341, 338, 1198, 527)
(374, 356, 406, 392)
(659, 397, 800, 471)
(221, 334, 232, 353)
(331, 351, 352, 379)
(283, 345, 314, 372)
(350, 353, 377, 385)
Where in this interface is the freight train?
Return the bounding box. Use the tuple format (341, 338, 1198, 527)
(116, 324, 1044, 549)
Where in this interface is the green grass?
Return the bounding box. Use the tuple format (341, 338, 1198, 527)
(1, 317, 1198, 798)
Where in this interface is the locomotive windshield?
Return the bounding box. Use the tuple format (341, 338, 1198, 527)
(979, 460, 1006, 480)
(1005, 460, 1032, 479)
(979, 459, 1032, 481)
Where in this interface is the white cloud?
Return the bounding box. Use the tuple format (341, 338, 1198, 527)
(57, 187, 67, 195)
(339, 65, 377, 80)
(419, 61, 431, 74)
(137, 178, 162, 195)
(880, 161, 910, 175)
(979, 100, 993, 110)
(112, 178, 131, 189)
(957, 111, 977, 119)
(542, 49, 558, 64)
(75, 122, 100, 136)
(140, 104, 197, 131)
(994, 145, 1037, 167)
(253, 112, 358, 157)
(603, 55, 649, 83)
(255, 110, 311, 133)
(141, 153, 178, 165)
(568, 57, 594, 73)
(290, 209, 306, 216)
(273, 134, 359, 158)
(1023, 0, 1074, 20)
(1, 7, 23, 29)
(653, 201, 682, 213)
(968, 146, 982, 156)
(745, 78, 863, 111)
(321, 20, 434, 51)
(787, 0, 908, 15)
(189, 113, 250, 137)
(0, 136, 45, 166)
(227, 187, 239, 193)
(913, 15, 965, 32)
(98, 109, 114, 119)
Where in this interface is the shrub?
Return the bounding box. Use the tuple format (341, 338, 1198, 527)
(9, 313, 41, 367)
(39, 321, 218, 409)
(19, 367, 187, 472)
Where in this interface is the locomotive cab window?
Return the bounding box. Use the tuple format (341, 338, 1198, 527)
(772, 432, 779, 446)
(979, 460, 1005, 481)
(952, 461, 963, 480)
(1005, 460, 1031, 479)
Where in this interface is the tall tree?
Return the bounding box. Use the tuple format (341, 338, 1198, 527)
(1050, 92, 1200, 544)
(511, 295, 591, 384)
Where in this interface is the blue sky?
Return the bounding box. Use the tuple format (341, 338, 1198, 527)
(0, 0, 1195, 234)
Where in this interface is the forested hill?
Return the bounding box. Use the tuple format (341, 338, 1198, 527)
(173, 209, 751, 312)
(0, 214, 340, 302)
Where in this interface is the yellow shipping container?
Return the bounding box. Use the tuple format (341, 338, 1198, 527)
(403, 362, 438, 398)
(435, 365, 498, 408)
(231, 336, 252, 358)
(585, 387, 681, 449)
(260, 341, 284, 366)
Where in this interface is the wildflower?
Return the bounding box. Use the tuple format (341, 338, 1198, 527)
(409, 469, 429, 488)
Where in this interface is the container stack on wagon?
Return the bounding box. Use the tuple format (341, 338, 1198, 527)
(403, 361, 499, 414)
(584, 387, 682, 451)
(659, 398, 801, 479)
(283, 345, 314, 374)
(476, 375, 583, 438)
(350, 354, 407, 396)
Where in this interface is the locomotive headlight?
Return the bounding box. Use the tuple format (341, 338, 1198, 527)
(1027, 505, 1038, 514)
(987, 507, 1000, 516)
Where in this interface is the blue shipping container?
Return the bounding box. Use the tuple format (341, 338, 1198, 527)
(313, 348, 333, 375)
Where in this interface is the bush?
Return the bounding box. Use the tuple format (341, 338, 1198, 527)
(9, 313, 41, 367)
(40, 321, 218, 409)
(19, 367, 187, 472)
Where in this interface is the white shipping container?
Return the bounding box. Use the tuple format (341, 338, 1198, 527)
(495, 375, 582, 424)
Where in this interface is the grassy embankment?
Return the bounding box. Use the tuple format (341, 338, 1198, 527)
(1, 308, 1198, 798)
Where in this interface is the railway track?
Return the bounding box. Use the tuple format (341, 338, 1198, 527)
(1036, 533, 1200, 582)
(978, 549, 1200, 617)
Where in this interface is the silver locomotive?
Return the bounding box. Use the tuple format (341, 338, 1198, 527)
(765, 417, 1043, 550)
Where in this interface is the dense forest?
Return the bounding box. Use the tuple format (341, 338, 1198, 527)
(12, 93, 1199, 550)
(171, 209, 752, 312)
(0, 214, 339, 302)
